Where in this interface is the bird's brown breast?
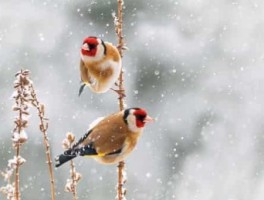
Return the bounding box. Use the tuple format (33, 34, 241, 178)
(104, 42, 121, 62)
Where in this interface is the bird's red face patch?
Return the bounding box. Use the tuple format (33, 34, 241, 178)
(81, 37, 99, 57)
(134, 109, 147, 128)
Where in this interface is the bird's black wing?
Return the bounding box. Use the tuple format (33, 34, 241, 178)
(72, 129, 93, 149)
(78, 143, 98, 156)
(55, 142, 97, 167)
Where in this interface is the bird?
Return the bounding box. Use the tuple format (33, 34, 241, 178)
(79, 36, 122, 96)
(55, 108, 154, 167)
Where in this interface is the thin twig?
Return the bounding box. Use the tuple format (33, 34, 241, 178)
(70, 160, 77, 200)
(116, 0, 125, 111)
(14, 82, 23, 200)
(63, 132, 81, 200)
(1, 69, 55, 200)
(114, 0, 127, 199)
(29, 85, 56, 200)
(117, 161, 126, 200)
(69, 134, 78, 200)
(14, 147, 20, 200)
(13, 69, 32, 200)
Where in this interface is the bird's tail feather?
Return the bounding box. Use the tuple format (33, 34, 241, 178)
(78, 83, 86, 96)
(55, 149, 77, 168)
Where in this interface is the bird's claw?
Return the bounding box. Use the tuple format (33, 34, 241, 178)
(88, 76, 96, 86)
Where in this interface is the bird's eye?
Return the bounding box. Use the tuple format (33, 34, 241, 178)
(89, 44, 96, 49)
(136, 115, 145, 121)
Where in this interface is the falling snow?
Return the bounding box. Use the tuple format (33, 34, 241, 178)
(1, 0, 264, 200)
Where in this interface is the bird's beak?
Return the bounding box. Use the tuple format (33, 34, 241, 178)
(144, 115, 155, 123)
(82, 43, 90, 51)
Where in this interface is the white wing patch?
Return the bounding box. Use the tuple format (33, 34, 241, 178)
(88, 116, 105, 130)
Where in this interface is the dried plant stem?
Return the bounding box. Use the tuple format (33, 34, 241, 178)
(1, 69, 54, 200)
(14, 147, 20, 200)
(63, 132, 81, 199)
(14, 119, 21, 200)
(29, 85, 56, 200)
(116, 0, 125, 111)
(13, 72, 27, 200)
(70, 160, 77, 200)
(117, 161, 126, 200)
(114, 0, 126, 199)
(14, 115, 21, 200)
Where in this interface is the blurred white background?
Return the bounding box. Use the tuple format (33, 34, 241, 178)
(1, 0, 264, 199)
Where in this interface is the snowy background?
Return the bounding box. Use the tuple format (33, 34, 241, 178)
(1, 0, 264, 199)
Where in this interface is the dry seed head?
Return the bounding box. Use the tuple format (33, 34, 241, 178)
(0, 183, 15, 200)
(75, 172, 82, 182)
(62, 138, 70, 150)
(40, 104, 45, 115)
(2, 169, 13, 182)
(66, 132, 75, 144)
(64, 179, 73, 192)
(12, 130, 28, 144)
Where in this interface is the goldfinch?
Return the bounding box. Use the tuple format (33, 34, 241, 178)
(79, 36, 122, 96)
(55, 108, 153, 167)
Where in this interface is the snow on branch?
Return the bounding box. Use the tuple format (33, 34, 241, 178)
(0, 69, 56, 200)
